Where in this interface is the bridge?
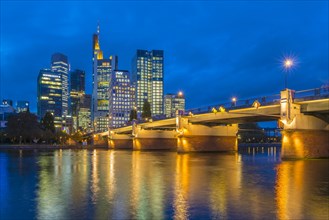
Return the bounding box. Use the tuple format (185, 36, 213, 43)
(93, 87, 329, 159)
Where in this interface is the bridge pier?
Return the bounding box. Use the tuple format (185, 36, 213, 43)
(108, 133, 133, 149)
(132, 127, 177, 151)
(93, 133, 108, 147)
(177, 117, 238, 153)
(280, 89, 329, 159)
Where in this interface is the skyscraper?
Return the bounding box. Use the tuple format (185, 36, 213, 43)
(109, 70, 135, 128)
(70, 69, 86, 132)
(92, 24, 118, 132)
(164, 92, 185, 118)
(78, 94, 91, 132)
(51, 53, 70, 118)
(37, 69, 63, 128)
(132, 50, 164, 117)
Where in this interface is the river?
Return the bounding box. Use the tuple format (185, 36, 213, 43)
(0, 147, 328, 219)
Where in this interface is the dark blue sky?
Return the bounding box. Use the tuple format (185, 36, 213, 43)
(1, 1, 328, 113)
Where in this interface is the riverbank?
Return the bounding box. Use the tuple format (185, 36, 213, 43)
(0, 143, 282, 150)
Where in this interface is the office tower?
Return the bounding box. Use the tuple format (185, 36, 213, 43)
(92, 24, 118, 132)
(132, 50, 164, 117)
(0, 104, 16, 131)
(16, 101, 30, 113)
(2, 99, 13, 106)
(51, 53, 70, 118)
(164, 92, 185, 118)
(109, 70, 135, 128)
(37, 69, 63, 129)
(78, 94, 91, 132)
(70, 69, 85, 132)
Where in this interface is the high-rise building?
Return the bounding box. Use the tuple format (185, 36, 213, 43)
(70, 69, 85, 132)
(109, 70, 135, 128)
(51, 53, 70, 119)
(37, 69, 63, 128)
(164, 92, 185, 118)
(16, 101, 30, 113)
(92, 24, 118, 132)
(78, 94, 91, 132)
(132, 50, 164, 117)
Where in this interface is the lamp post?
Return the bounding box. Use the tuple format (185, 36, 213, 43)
(232, 97, 237, 107)
(283, 58, 294, 89)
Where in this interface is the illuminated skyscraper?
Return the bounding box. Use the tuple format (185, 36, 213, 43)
(92, 24, 118, 132)
(109, 70, 135, 128)
(164, 92, 185, 118)
(37, 69, 63, 128)
(70, 69, 86, 132)
(78, 94, 91, 132)
(51, 53, 70, 118)
(132, 50, 164, 117)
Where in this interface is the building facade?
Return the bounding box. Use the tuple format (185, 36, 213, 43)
(132, 50, 164, 117)
(109, 70, 135, 128)
(51, 53, 70, 118)
(37, 69, 63, 129)
(16, 101, 30, 113)
(2, 99, 13, 106)
(164, 92, 185, 118)
(92, 24, 118, 132)
(78, 94, 91, 132)
(70, 69, 86, 132)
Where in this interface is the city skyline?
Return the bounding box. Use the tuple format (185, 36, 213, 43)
(1, 1, 328, 113)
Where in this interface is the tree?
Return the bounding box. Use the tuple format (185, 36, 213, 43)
(6, 112, 42, 144)
(141, 100, 151, 119)
(129, 108, 137, 121)
(42, 112, 55, 133)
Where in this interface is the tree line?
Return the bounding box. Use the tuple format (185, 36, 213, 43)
(0, 111, 74, 145)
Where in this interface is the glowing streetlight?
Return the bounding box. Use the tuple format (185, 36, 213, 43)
(232, 97, 237, 107)
(178, 91, 183, 97)
(282, 56, 296, 89)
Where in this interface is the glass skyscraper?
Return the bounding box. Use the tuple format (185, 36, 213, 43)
(109, 70, 135, 128)
(51, 53, 70, 118)
(164, 92, 185, 118)
(132, 50, 164, 117)
(37, 69, 63, 128)
(92, 24, 118, 132)
(70, 69, 86, 132)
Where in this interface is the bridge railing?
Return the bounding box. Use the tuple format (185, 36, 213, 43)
(183, 93, 281, 115)
(293, 86, 329, 102)
(114, 86, 329, 129)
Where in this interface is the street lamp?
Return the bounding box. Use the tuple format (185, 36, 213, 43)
(232, 97, 237, 107)
(283, 57, 295, 89)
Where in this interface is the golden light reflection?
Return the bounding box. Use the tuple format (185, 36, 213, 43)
(131, 151, 141, 216)
(91, 149, 99, 202)
(276, 161, 305, 220)
(174, 154, 190, 220)
(106, 150, 116, 202)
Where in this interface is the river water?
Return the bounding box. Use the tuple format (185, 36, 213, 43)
(0, 147, 328, 220)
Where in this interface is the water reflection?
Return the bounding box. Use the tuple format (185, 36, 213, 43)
(276, 160, 329, 220)
(174, 154, 190, 220)
(0, 149, 328, 219)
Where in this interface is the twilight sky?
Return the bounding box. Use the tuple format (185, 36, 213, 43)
(1, 0, 328, 113)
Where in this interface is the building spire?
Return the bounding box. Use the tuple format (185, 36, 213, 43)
(97, 20, 100, 34)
